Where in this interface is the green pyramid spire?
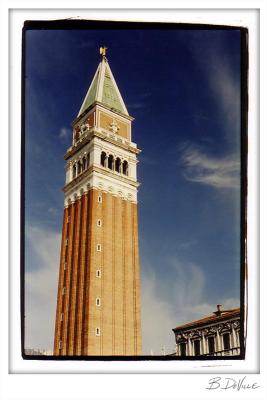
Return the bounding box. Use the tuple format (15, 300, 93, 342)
(79, 69, 99, 114)
(78, 57, 128, 117)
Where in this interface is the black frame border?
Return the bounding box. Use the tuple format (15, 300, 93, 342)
(21, 19, 248, 362)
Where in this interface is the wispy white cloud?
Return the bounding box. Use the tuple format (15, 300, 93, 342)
(139, 155, 158, 166)
(188, 34, 240, 144)
(48, 207, 59, 216)
(141, 271, 177, 355)
(25, 226, 60, 350)
(59, 127, 71, 140)
(128, 92, 151, 110)
(141, 259, 239, 355)
(177, 238, 197, 251)
(207, 55, 240, 133)
(128, 102, 146, 110)
(180, 145, 240, 189)
(140, 92, 152, 99)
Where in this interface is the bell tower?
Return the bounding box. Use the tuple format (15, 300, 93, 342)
(53, 48, 142, 356)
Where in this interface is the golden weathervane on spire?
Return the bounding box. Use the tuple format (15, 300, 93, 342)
(100, 46, 108, 58)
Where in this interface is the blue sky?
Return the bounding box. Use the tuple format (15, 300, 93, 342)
(25, 27, 241, 355)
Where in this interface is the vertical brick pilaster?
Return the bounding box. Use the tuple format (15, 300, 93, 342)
(53, 207, 68, 355)
(67, 197, 82, 355)
(132, 203, 142, 355)
(112, 195, 115, 354)
(124, 200, 134, 355)
(100, 192, 104, 356)
(75, 192, 88, 354)
(122, 199, 126, 355)
(102, 192, 113, 355)
(87, 189, 102, 355)
(81, 190, 93, 354)
(114, 196, 124, 355)
(61, 202, 76, 355)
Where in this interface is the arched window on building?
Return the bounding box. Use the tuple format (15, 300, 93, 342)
(115, 157, 121, 173)
(122, 160, 128, 176)
(72, 164, 76, 179)
(101, 152, 107, 167)
(87, 153, 90, 168)
(82, 156, 86, 171)
(108, 154, 114, 170)
(77, 161, 82, 175)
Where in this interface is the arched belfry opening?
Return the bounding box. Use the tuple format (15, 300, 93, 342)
(101, 151, 107, 167)
(77, 161, 82, 175)
(82, 156, 86, 171)
(108, 154, 114, 170)
(72, 164, 76, 179)
(115, 157, 121, 173)
(122, 160, 128, 176)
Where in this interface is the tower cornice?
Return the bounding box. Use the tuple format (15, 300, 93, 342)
(64, 128, 141, 160)
(72, 101, 134, 127)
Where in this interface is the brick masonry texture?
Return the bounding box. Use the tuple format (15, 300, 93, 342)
(54, 189, 142, 356)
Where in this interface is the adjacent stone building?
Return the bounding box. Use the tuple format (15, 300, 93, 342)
(173, 305, 240, 356)
(54, 48, 142, 356)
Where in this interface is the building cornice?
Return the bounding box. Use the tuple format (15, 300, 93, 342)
(173, 312, 240, 334)
(175, 318, 241, 341)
